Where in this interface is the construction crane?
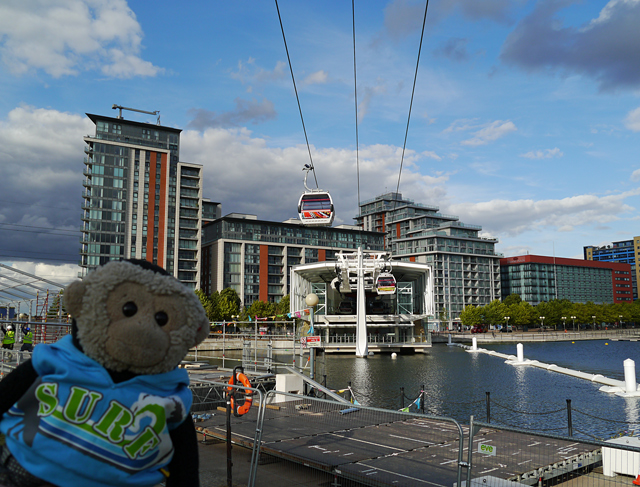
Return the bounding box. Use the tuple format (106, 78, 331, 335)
(112, 104, 161, 125)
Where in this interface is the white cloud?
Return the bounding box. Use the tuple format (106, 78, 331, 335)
(442, 118, 479, 134)
(520, 148, 563, 159)
(0, 106, 89, 268)
(180, 129, 450, 224)
(1, 262, 80, 288)
(449, 190, 640, 237)
(231, 59, 286, 85)
(422, 151, 442, 161)
(303, 70, 329, 85)
(631, 169, 640, 182)
(625, 107, 640, 131)
(0, 0, 162, 78)
(461, 120, 517, 146)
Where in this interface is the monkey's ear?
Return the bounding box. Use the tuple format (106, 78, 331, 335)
(65, 280, 86, 319)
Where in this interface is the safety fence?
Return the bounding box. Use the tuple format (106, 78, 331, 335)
(189, 381, 640, 487)
(0, 320, 70, 347)
(467, 418, 640, 487)
(0, 348, 32, 378)
(343, 384, 640, 443)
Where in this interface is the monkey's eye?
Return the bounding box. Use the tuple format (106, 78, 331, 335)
(122, 302, 138, 317)
(155, 311, 169, 327)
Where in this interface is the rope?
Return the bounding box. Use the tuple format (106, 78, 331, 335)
(490, 400, 566, 416)
(391, 0, 429, 214)
(488, 419, 566, 433)
(352, 0, 360, 209)
(572, 408, 639, 424)
(274, 0, 319, 188)
(348, 386, 376, 399)
(399, 395, 421, 412)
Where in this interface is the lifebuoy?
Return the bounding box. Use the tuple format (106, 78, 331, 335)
(227, 372, 253, 416)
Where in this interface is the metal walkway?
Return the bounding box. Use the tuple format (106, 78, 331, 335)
(193, 395, 602, 487)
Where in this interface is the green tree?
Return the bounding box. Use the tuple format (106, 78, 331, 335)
(220, 288, 241, 310)
(459, 305, 482, 327)
(194, 290, 214, 322)
(483, 299, 506, 326)
(510, 301, 535, 329)
(218, 296, 239, 321)
(246, 300, 277, 319)
(503, 294, 522, 307)
(438, 307, 449, 328)
(276, 294, 290, 317)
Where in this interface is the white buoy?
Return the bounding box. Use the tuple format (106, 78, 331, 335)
(391, 352, 397, 359)
(472, 337, 477, 351)
(624, 359, 637, 393)
(517, 343, 524, 362)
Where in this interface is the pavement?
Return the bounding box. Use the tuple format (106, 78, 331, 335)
(195, 434, 327, 487)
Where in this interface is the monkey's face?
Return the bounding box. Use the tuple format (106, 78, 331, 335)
(105, 282, 187, 369)
(66, 260, 209, 375)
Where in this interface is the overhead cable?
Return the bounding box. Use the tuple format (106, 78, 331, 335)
(275, 0, 319, 188)
(352, 0, 361, 210)
(392, 0, 430, 214)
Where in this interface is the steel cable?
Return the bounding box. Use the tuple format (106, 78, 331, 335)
(391, 0, 429, 214)
(352, 0, 360, 209)
(274, 0, 319, 188)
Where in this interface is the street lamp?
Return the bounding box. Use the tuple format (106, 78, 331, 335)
(592, 315, 596, 330)
(305, 293, 319, 381)
(504, 316, 510, 331)
(571, 315, 576, 332)
(540, 316, 545, 331)
(619, 315, 624, 329)
(561, 316, 566, 332)
(231, 315, 240, 334)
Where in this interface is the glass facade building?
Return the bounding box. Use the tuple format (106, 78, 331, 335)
(200, 215, 384, 306)
(355, 193, 502, 327)
(584, 237, 640, 300)
(81, 113, 205, 288)
(500, 255, 633, 304)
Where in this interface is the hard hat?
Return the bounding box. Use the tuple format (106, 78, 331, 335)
(25, 327, 30, 332)
(7, 325, 13, 331)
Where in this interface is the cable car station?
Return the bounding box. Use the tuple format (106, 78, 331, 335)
(290, 247, 434, 356)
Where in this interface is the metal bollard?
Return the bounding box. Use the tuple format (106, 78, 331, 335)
(486, 392, 491, 423)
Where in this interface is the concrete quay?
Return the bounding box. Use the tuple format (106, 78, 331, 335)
(432, 328, 640, 344)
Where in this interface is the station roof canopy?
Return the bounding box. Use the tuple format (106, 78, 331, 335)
(291, 260, 431, 284)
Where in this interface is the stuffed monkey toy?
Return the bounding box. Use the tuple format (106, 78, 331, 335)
(0, 259, 209, 487)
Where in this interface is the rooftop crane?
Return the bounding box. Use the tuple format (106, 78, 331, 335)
(112, 104, 161, 125)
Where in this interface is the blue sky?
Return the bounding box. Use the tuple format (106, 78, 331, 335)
(0, 0, 639, 284)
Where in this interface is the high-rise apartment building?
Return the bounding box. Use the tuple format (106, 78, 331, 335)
(355, 193, 501, 327)
(81, 111, 205, 288)
(200, 214, 384, 306)
(501, 255, 633, 304)
(584, 237, 640, 300)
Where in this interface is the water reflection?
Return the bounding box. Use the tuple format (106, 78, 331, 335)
(322, 341, 640, 439)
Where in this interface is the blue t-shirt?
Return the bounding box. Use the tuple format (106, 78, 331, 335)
(0, 335, 192, 487)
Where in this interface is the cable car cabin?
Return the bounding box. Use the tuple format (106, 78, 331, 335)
(376, 273, 396, 295)
(298, 192, 335, 226)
